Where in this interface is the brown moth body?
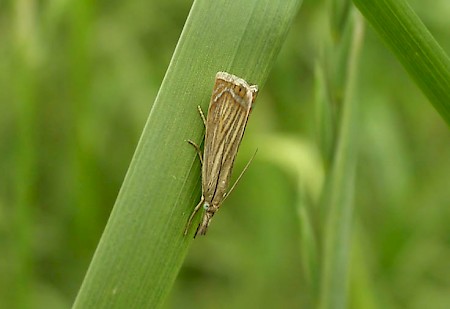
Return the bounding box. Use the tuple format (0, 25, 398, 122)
(185, 72, 258, 238)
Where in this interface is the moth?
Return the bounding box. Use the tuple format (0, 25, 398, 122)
(184, 71, 258, 238)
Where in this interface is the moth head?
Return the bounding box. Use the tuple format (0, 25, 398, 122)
(194, 202, 219, 237)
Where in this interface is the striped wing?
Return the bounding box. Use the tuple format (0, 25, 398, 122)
(202, 76, 255, 206)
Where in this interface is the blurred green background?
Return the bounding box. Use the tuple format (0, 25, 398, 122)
(1, 0, 449, 308)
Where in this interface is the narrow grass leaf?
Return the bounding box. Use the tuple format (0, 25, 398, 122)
(318, 11, 364, 309)
(353, 0, 450, 126)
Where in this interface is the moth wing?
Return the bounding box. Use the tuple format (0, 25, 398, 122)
(202, 79, 253, 205)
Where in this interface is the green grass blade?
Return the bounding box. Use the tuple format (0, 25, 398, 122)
(318, 10, 364, 309)
(72, 0, 302, 308)
(353, 0, 450, 126)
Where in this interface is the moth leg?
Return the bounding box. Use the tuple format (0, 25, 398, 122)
(186, 106, 206, 165)
(184, 196, 204, 236)
(197, 105, 207, 127)
(186, 140, 203, 165)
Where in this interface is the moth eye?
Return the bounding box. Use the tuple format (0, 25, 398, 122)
(203, 203, 209, 210)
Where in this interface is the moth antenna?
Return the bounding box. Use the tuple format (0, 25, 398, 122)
(222, 149, 258, 204)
